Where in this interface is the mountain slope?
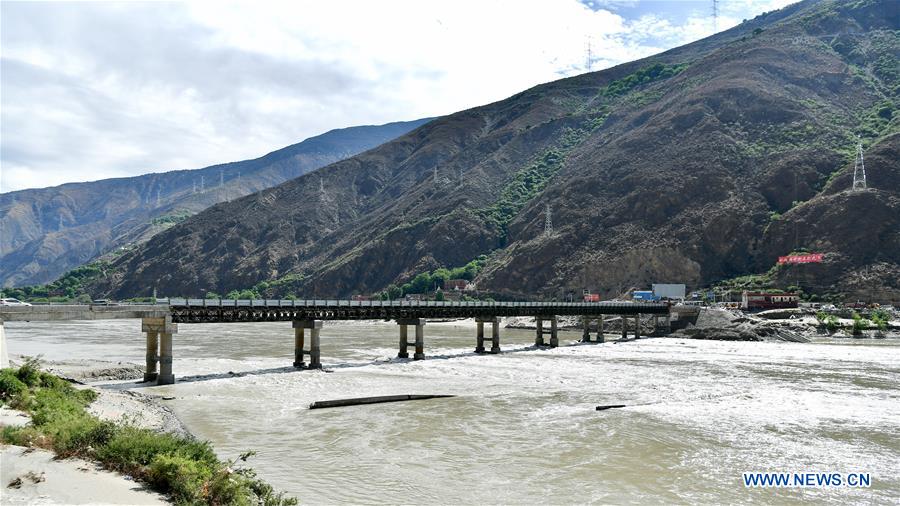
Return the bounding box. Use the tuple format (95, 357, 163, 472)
(0, 118, 433, 287)
(93, 0, 899, 301)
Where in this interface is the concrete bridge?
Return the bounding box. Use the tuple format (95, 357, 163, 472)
(1, 299, 671, 386)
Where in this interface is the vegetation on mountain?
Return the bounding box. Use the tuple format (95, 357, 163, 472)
(1, 261, 113, 302)
(69, 0, 900, 302)
(0, 118, 433, 288)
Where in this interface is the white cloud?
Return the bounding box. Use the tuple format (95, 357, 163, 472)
(1, 0, 798, 192)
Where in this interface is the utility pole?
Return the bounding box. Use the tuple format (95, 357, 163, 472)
(852, 135, 867, 191)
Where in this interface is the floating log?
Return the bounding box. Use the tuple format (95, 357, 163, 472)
(595, 404, 627, 411)
(309, 394, 455, 410)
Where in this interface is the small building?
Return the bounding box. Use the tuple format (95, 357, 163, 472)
(741, 291, 799, 310)
(444, 279, 470, 291)
(633, 290, 660, 301)
(653, 283, 686, 300)
(351, 294, 372, 301)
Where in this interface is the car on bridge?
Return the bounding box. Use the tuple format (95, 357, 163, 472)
(0, 298, 32, 306)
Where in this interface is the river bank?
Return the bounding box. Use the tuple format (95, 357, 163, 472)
(1, 356, 296, 505)
(3, 319, 899, 504)
(1, 358, 175, 505)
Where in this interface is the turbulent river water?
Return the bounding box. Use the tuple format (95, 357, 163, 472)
(5, 319, 899, 504)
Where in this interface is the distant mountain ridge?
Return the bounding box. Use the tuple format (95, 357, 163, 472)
(87, 0, 900, 301)
(0, 118, 433, 287)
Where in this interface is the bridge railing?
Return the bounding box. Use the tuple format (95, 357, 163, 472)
(157, 298, 667, 310)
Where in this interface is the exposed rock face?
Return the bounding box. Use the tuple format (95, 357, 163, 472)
(0, 118, 432, 287)
(91, 0, 899, 301)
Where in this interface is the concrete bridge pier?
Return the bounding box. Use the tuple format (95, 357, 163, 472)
(475, 320, 486, 354)
(549, 317, 559, 348)
(142, 317, 177, 385)
(597, 315, 605, 343)
(397, 319, 426, 360)
(621, 316, 628, 340)
(291, 320, 305, 368)
(475, 317, 501, 354)
(490, 318, 501, 354)
(144, 330, 158, 382)
(293, 320, 322, 369)
(535, 317, 544, 346)
(634, 314, 641, 339)
(581, 317, 592, 343)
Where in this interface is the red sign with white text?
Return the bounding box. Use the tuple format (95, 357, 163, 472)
(778, 253, 824, 264)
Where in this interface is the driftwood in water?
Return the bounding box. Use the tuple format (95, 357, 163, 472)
(595, 404, 627, 411)
(309, 394, 455, 410)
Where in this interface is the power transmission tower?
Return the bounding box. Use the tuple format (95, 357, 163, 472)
(712, 0, 719, 32)
(200, 175, 205, 192)
(192, 181, 197, 194)
(852, 136, 867, 191)
(544, 204, 553, 237)
(319, 177, 327, 203)
(585, 38, 593, 72)
(156, 187, 161, 207)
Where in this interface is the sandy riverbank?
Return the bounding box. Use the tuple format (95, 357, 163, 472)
(1, 357, 194, 505)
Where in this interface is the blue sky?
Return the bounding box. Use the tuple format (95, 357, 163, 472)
(1, 0, 796, 192)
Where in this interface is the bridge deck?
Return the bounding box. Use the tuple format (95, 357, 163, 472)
(0, 299, 669, 323)
(165, 298, 669, 323)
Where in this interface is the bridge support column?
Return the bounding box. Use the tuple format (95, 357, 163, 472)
(475, 317, 500, 354)
(535, 317, 544, 346)
(398, 324, 409, 359)
(475, 320, 486, 354)
(397, 319, 426, 360)
(634, 314, 641, 339)
(597, 315, 605, 343)
(653, 315, 660, 336)
(293, 320, 322, 369)
(581, 317, 591, 343)
(144, 331, 158, 382)
(142, 317, 176, 385)
(549, 316, 559, 348)
(621, 316, 628, 340)
(490, 318, 501, 354)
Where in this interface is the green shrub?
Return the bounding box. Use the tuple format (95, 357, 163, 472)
(148, 452, 214, 502)
(870, 309, 890, 331)
(851, 312, 870, 335)
(16, 357, 43, 387)
(0, 365, 296, 505)
(96, 425, 218, 472)
(815, 312, 840, 333)
(0, 369, 27, 401)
